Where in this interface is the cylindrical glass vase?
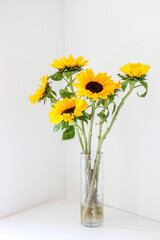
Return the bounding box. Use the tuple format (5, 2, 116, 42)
(80, 152, 103, 227)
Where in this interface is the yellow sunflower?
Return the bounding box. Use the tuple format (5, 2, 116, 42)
(29, 75, 48, 104)
(73, 69, 122, 101)
(119, 63, 150, 77)
(48, 97, 88, 125)
(50, 55, 88, 70)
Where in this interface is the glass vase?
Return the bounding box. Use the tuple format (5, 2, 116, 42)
(80, 152, 103, 227)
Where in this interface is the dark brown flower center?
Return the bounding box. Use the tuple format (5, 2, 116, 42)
(86, 81, 103, 93)
(62, 107, 75, 115)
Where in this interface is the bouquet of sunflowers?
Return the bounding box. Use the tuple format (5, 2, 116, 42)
(29, 55, 150, 227)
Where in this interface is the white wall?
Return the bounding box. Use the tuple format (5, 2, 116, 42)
(64, 0, 160, 221)
(1, 0, 160, 222)
(0, 0, 66, 218)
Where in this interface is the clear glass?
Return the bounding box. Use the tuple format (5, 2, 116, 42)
(80, 152, 103, 227)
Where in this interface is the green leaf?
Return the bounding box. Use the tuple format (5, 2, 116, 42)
(59, 89, 74, 99)
(97, 112, 107, 122)
(61, 121, 69, 130)
(138, 74, 147, 81)
(77, 116, 88, 124)
(96, 99, 102, 106)
(47, 93, 54, 99)
(63, 71, 72, 79)
(112, 102, 116, 115)
(53, 122, 62, 133)
(50, 72, 63, 81)
(117, 73, 127, 80)
(83, 112, 91, 120)
(101, 99, 106, 106)
(122, 80, 129, 92)
(51, 90, 57, 96)
(137, 80, 148, 98)
(62, 125, 75, 140)
(47, 91, 57, 99)
(108, 95, 114, 103)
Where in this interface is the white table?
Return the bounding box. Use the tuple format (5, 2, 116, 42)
(0, 200, 160, 240)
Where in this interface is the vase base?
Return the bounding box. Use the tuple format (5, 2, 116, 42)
(81, 220, 103, 228)
(81, 203, 103, 228)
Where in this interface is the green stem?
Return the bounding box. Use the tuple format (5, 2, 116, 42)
(87, 101, 95, 154)
(86, 101, 95, 189)
(68, 74, 85, 152)
(97, 100, 108, 143)
(95, 100, 108, 189)
(97, 81, 136, 152)
(81, 121, 87, 154)
(76, 128, 84, 153)
(69, 75, 74, 93)
(82, 82, 135, 221)
(74, 122, 87, 154)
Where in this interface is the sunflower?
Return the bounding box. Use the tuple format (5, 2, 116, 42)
(48, 97, 88, 125)
(50, 55, 88, 70)
(119, 63, 150, 77)
(73, 69, 121, 101)
(29, 75, 48, 104)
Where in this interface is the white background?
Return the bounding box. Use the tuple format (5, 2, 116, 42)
(64, 0, 160, 221)
(0, 0, 66, 218)
(0, 0, 160, 222)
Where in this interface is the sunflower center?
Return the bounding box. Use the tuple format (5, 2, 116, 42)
(61, 107, 75, 115)
(86, 81, 103, 93)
